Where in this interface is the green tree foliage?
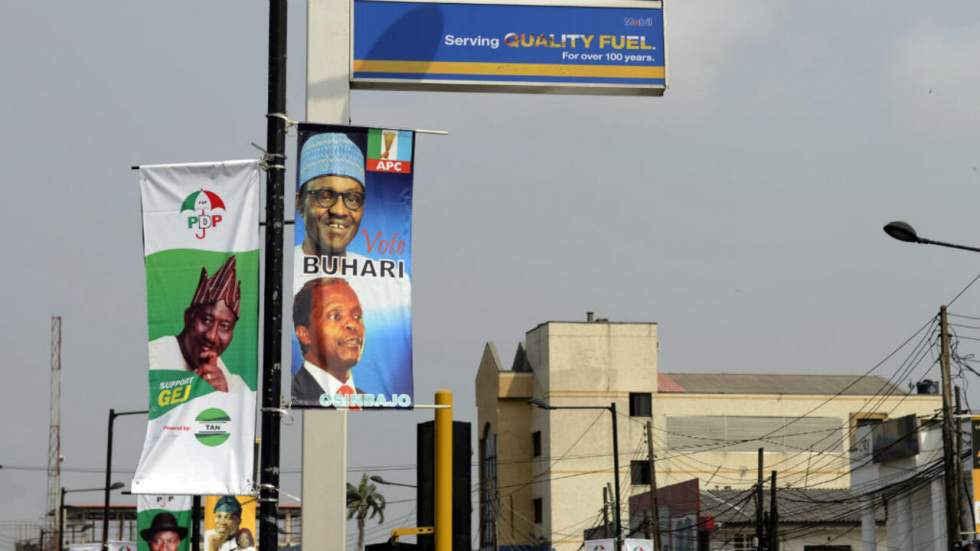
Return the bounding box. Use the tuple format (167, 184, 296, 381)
(347, 473, 386, 550)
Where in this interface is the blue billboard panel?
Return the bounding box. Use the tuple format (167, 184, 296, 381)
(352, 0, 666, 95)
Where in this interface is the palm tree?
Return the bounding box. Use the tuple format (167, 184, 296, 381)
(347, 473, 386, 550)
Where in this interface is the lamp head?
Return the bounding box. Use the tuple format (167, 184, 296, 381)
(884, 221, 920, 243)
(528, 398, 553, 410)
(109, 482, 125, 490)
(369, 475, 386, 484)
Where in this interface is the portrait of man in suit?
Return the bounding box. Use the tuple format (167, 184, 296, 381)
(292, 277, 364, 406)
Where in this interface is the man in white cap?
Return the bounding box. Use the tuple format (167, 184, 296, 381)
(296, 132, 366, 259)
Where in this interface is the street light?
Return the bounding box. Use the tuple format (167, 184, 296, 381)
(883, 221, 980, 253)
(883, 220, 973, 551)
(528, 398, 622, 551)
(62, 482, 124, 551)
(370, 475, 418, 489)
(102, 408, 147, 551)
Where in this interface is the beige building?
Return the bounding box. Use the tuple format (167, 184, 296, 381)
(475, 319, 942, 551)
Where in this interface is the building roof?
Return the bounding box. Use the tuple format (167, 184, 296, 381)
(658, 373, 908, 396)
(704, 488, 885, 525)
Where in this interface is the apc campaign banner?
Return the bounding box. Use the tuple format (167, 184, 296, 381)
(204, 495, 258, 551)
(351, 0, 665, 96)
(133, 160, 260, 495)
(291, 124, 414, 409)
(137, 495, 192, 551)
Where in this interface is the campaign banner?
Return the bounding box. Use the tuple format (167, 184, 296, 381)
(70, 544, 136, 551)
(137, 495, 193, 551)
(133, 160, 260, 495)
(204, 495, 257, 551)
(973, 416, 980, 534)
(291, 124, 414, 409)
(584, 539, 615, 551)
(352, 0, 665, 95)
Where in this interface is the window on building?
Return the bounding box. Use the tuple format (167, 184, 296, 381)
(533, 498, 543, 524)
(630, 393, 652, 417)
(630, 460, 651, 485)
(850, 412, 886, 451)
(532, 431, 541, 457)
(479, 424, 498, 551)
(732, 535, 753, 551)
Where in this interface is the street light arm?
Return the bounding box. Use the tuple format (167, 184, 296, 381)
(528, 399, 612, 413)
(918, 237, 980, 255)
(884, 221, 980, 254)
(111, 409, 149, 419)
(370, 475, 417, 488)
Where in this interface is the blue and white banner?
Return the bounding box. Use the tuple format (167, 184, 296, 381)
(291, 124, 414, 409)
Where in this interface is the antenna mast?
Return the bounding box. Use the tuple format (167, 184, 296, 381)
(45, 316, 61, 551)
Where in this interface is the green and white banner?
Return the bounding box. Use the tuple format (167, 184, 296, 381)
(133, 160, 260, 495)
(136, 495, 193, 551)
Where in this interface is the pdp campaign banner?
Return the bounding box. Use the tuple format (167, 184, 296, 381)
(204, 495, 258, 551)
(133, 160, 260, 495)
(291, 124, 414, 409)
(70, 544, 137, 551)
(136, 495, 192, 551)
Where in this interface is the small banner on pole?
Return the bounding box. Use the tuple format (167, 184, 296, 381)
(291, 124, 414, 409)
(133, 160, 260, 495)
(973, 416, 980, 534)
(137, 495, 193, 551)
(203, 495, 258, 551)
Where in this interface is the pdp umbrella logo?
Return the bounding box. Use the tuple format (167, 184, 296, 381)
(194, 408, 231, 447)
(180, 189, 226, 240)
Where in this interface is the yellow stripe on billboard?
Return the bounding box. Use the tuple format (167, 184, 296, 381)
(354, 60, 666, 79)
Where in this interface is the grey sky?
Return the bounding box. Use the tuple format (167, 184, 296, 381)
(2, 1, 980, 549)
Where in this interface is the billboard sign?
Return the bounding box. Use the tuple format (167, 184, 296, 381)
(291, 124, 414, 409)
(352, 0, 666, 96)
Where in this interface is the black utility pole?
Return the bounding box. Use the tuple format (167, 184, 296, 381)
(768, 471, 778, 551)
(259, 1, 287, 550)
(192, 496, 201, 551)
(940, 306, 960, 551)
(645, 420, 663, 551)
(102, 409, 147, 551)
(756, 448, 764, 551)
(610, 402, 623, 551)
(59, 488, 66, 551)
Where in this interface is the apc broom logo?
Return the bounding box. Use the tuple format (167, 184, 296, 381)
(180, 189, 227, 239)
(194, 408, 231, 447)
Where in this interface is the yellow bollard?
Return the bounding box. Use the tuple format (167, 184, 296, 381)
(435, 389, 453, 551)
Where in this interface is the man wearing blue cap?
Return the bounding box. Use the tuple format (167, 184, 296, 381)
(296, 132, 367, 260)
(205, 496, 243, 551)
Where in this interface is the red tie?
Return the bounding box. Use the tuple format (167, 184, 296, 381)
(337, 385, 359, 411)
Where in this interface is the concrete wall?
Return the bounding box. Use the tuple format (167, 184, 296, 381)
(655, 393, 942, 490)
(476, 342, 536, 549)
(711, 526, 887, 551)
(476, 320, 944, 551)
(530, 322, 658, 551)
